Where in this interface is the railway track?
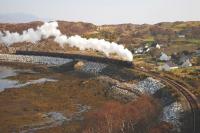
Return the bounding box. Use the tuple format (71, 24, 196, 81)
(134, 68, 200, 133)
(9, 51, 200, 132)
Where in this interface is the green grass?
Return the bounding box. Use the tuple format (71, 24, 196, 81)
(163, 42, 200, 55)
(173, 23, 188, 30)
(172, 22, 200, 31)
(143, 36, 155, 42)
(187, 39, 200, 44)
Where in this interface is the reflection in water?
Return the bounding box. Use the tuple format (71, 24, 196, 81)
(0, 66, 57, 92)
(0, 79, 18, 92)
(0, 66, 18, 92)
(0, 66, 18, 79)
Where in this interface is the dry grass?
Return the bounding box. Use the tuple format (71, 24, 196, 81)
(0, 64, 109, 133)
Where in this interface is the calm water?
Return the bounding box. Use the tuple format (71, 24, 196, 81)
(0, 66, 18, 92)
(0, 66, 57, 92)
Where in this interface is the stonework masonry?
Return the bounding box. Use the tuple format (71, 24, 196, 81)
(0, 54, 73, 66)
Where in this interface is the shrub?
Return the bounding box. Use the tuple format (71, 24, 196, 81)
(82, 96, 162, 133)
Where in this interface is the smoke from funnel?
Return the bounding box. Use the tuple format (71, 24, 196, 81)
(0, 22, 133, 61)
(0, 22, 61, 45)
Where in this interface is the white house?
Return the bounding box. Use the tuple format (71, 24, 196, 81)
(159, 62, 178, 71)
(160, 52, 171, 61)
(135, 47, 144, 54)
(156, 44, 161, 49)
(178, 35, 185, 38)
(146, 48, 150, 52)
(181, 59, 192, 67)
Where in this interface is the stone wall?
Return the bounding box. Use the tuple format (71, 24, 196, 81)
(0, 54, 73, 66)
(81, 61, 107, 74)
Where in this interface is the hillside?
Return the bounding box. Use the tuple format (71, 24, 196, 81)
(0, 20, 200, 54)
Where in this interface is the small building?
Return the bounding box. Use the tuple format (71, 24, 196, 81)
(178, 35, 185, 38)
(145, 45, 149, 48)
(134, 47, 144, 54)
(159, 61, 178, 71)
(146, 48, 150, 52)
(178, 54, 190, 65)
(159, 52, 171, 61)
(156, 44, 161, 49)
(181, 59, 192, 68)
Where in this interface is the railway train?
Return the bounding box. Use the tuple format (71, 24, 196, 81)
(15, 51, 134, 68)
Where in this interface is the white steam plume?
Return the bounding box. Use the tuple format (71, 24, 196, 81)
(0, 22, 133, 61)
(0, 22, 61, 45)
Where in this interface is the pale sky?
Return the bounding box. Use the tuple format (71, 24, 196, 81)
(0, 0, 200, 24)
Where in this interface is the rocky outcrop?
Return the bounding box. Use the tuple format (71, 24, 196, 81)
(97, 76, 165, 102)
(97, 76, 140, 102)
(74, 61, 85, 70)
(0, 43, 8, 53)
(134, 77, 165, 95)
(80, 61, 107, 74)
(74, 61, 107, 74)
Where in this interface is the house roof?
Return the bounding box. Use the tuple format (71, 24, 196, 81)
(166, 61, 177, 67)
